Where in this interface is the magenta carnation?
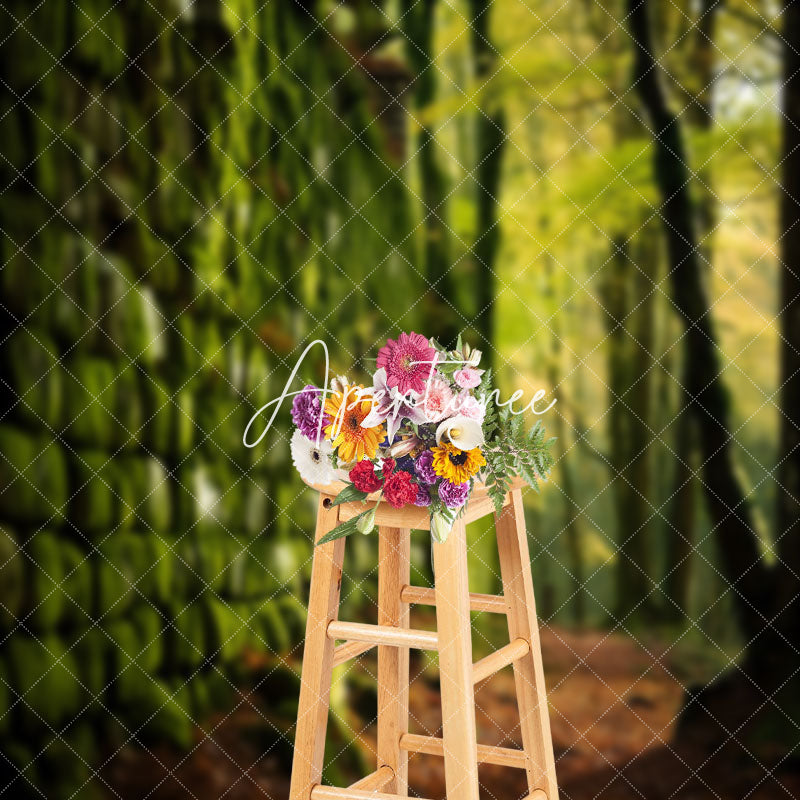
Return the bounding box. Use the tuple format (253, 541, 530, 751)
(291, 385, 329, 440)
(414, 449, 437, 485)
(376, 332, 436, 395)
(438, 479, 470, 508)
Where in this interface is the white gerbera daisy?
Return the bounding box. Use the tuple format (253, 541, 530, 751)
(290, 429, 336, 485)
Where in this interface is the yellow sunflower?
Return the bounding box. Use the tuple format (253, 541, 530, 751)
(431, 442, 486, 484)
(324, 386, 384, 462)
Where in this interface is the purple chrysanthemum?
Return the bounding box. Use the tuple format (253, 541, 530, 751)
(414, 484, 432, 507)
(438, 479, 470, 509)
(414, 450, 437, 485)
(291, 385, 329, 441)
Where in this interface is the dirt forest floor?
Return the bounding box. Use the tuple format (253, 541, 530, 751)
(105, 627, 800, 800)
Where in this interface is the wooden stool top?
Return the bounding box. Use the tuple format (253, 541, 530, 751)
(302, 476, 527, 530)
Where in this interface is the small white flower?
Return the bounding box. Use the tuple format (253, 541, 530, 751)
(356, 507, 376, 535)
(431, 512, 453, 543)
(435, 415, 485, 450)
(290, 429, 337, 485)
(330, 374, 350, 394)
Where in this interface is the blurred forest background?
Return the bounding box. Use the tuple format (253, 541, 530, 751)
(1, 0, 799, 799)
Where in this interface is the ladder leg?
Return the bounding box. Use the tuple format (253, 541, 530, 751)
(377, 526, 410, 794)
(289, 495, 346, 800)
(495, 488, 559, 800)
(432, 517, 480, 800)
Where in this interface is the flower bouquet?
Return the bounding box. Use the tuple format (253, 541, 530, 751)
(289, 332, 555, 544)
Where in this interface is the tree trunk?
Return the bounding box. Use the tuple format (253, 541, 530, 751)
(772, 5, 800, 737)
(627, 0, 772, 646)
(663, 392, 697, 622)
(468, 0, 506, 370)
(601, 239, 643, 621)
(777, 0, 800, 646)
(545, 260, 586, 627)
(402, 0, 459, 347)
(663, 0, 719, 624)
(624, 224, 657, 621)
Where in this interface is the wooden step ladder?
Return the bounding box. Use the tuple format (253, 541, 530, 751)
(289, 479, 559, 800)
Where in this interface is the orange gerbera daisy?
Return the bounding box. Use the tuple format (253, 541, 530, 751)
(324, 386, 384, 462)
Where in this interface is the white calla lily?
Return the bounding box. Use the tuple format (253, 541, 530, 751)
(435, 415, 484, 450)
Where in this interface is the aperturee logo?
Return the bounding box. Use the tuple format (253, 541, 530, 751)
(242, 338, 556, 451)
(242, 335, 557, 544)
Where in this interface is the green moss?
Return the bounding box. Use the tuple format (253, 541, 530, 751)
(111, 365, 144, 450)
(62, 358, 116, 447)
(69, 450, 116, 537)
(0, 425, 38, 522)
(0, 658, 8, 735)
(40, 728, 100, 800)
(206, 597, 249, 662)
(114, 456, 171, 532)
(130, 606, 163, 673)
(0, 0, 427, 784)
(7, 634, 82, 727)
(95, 532, 148, 617)
(170, 603, 207, 669)
(173, 390, 195, 455)
(73, 627, 107, 701)
(26, 530, 67, 630)
(60, 539, 91, 627)
(121, 677, 193, 749)
(137, 532, 172, 603)
(30, 438, 69, 522)
(193, 528, 229, 592)
(142, 376, 172, 453)
(139, 458, 171, 531)
(105, 619, 141, 696)
(0, 527, 24, 630)
(143, 681, 193, 749)
(5, 328, 62, 428)
(258, 600, 291, 655)
(220, 535, 266, 599)
(0, 739, 40, 797)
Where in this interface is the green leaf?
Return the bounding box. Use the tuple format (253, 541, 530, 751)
(316, 508, 374, 545)
(436, 360, 460, 375)
(330, 484, 369, 506)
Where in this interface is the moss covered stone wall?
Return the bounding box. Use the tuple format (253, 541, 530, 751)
(0, 2, 420, 796)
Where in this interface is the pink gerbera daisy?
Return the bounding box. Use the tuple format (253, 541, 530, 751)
(376, 332, 436, 395)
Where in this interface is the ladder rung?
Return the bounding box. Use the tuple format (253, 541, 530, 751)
(332, 640, 375, 668)
(473, 637, 530, 684)
(348, 765, 394, 791)
(399, 733, 528, 769)
(311, 787, 434, 800)
(327, 620, 438, 650)
(400, 584, 507, 614)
